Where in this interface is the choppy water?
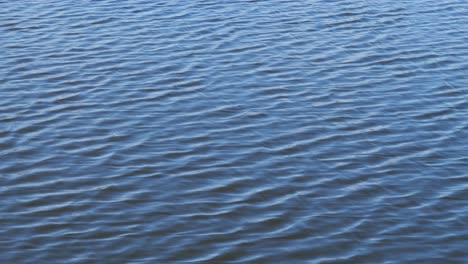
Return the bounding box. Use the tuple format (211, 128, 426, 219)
(1, 0, 467, 263)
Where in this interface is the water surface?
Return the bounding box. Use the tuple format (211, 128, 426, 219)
(1, 0, 467, 263)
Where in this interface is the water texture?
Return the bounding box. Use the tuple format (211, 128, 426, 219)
(1, 0, 467, 263)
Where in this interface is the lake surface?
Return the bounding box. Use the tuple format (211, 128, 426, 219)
(1, 0, 467, 263)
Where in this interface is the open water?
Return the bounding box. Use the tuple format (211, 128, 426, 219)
(1, 0, 467, 263)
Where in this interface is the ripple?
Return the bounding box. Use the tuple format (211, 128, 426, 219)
(1, 0, 468, 263)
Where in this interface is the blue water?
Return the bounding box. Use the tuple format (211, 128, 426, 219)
(1, 0, 467, 263)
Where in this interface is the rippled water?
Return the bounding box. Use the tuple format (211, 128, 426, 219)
(1, 0, 468, 262)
